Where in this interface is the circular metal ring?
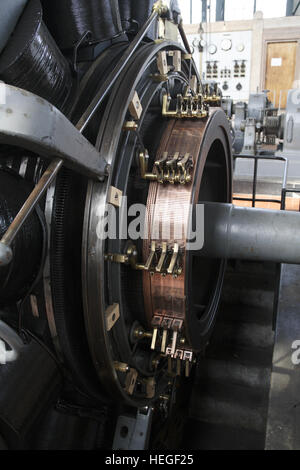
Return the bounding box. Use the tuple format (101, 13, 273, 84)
(82, 41, 199, 405)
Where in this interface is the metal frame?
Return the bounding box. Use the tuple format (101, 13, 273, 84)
(0, 85, 108, 179)
(293, 0, 300, 15)
(233, 151, 300, 332)
(112, 407, 153, 450)
(233, 154, 288, 208)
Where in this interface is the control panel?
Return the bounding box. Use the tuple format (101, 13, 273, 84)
(188, 30, 252, 102)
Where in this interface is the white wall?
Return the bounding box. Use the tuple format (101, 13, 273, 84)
(225, 0, 287, 21)
(178, 0, 191, 24)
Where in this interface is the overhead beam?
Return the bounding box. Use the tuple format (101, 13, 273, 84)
(293, 0, 300, 14)
(0, 85, 108, 179)
(286, 0, 295, 16)
(216, 0, 225, 21)
(202, 0, 207, 22)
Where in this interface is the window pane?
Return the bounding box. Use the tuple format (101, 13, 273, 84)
(225, 0, 254, 21)
(192, 0, 203, 24)
(256, 0, 286, 18)
(178, 0, 191, 23)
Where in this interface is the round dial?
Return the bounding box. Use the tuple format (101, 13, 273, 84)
(192, 38, 200, 48)
(208, 44, 217, 55)
(221, 38, 232, 51)
(236, 43, 245, 52)
(200, 39, 207, 48)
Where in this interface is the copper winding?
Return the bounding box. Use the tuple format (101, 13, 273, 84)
(142, 118, 208, 328)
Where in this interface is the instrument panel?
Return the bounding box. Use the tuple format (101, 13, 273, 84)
(188, 30, 252, 101)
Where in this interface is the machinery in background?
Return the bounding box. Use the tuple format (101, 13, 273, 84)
(222, 89, 300, 158)
(280, 89, 300, 158)
(232, 90, 281, 155)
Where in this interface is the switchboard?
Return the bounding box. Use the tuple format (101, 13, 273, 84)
(188, 30, 252, 101)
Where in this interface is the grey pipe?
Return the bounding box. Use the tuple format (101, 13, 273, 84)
(199, 203, 300, 264)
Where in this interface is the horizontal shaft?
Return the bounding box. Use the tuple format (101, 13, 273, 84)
(200, 203, 300, 264)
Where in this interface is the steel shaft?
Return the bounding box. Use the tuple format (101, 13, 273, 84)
(199, 203, 300, 264)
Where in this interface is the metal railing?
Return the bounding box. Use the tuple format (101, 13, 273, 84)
(233, 154, 292, 209)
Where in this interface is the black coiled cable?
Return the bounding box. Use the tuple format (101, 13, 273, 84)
(0, 0, 73, 111)
(41, 0, 123, 51)
(118, 0, 157, 39)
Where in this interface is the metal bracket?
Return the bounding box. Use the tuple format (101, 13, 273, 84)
(107, 186, 123, 207)
(162, 93, 207, 119)
(150, 73, 169, 82)
(166, 347, 193, 377)
(157, 51, 168, 75)
(129, 91, 143, 121)
(153, 0, 169, 16)
(125, 368, 138, 395)
(105, 303, 120, 331)
(140, 150, 194, 184)
(203, 83, 222, 105)
(106, 241, 182, 277)
(0, 85, 108, 179)
(112, 407, 154, 450)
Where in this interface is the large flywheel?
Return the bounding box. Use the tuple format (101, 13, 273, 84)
(82, 41, 232, 406)
(2, 0, 300, 451)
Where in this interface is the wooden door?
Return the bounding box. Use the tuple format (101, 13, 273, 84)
(265, 41, 297, 109)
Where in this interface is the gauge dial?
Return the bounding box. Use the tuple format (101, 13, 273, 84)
(221, 38, 232, 51)
(236, 43, 245, 52)
(208, 44, 217, 55)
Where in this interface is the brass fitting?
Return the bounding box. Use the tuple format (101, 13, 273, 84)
(114, 362, 130, 373)
(153, 1, 169, 16)
(133, 327, 153, 341)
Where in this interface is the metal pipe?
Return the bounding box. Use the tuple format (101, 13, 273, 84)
(199, 202, 300, 264)
(0, 158, 62, 266)
(178, 21, 192, 54)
